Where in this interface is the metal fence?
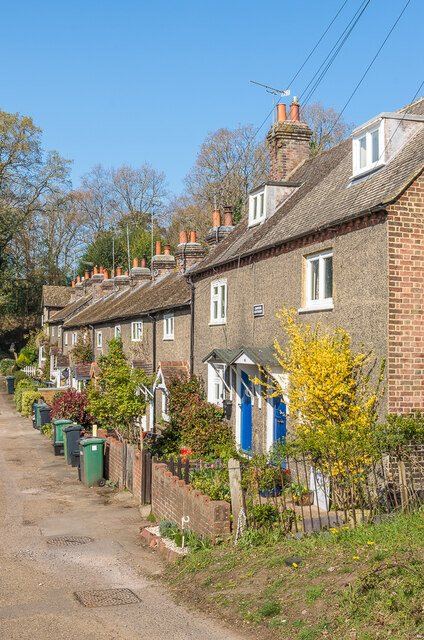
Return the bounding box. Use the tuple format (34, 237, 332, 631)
(241, 444, 424, 534)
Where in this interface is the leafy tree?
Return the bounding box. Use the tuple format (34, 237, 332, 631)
(301, 102, 354, 156)
(71, 328, 92, 363)
(88, 337, 152, 443)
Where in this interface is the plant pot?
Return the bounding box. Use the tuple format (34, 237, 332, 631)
(259, 485, 282, 498)
(293, 490, 314, 506)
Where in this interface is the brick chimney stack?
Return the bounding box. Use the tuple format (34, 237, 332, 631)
(175, 230, 205, 274)
(114, 265, 130, 289)
(130, 256, 150, 288)
(91, 266, 105, 302)
(100, 268, 114, 296)
(151, 242, 175, 280)
(206, 206, 235, 249)
(266, 97, 312, 181)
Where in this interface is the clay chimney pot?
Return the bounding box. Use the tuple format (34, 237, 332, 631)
(84, 270, 90, 280)
(116, 266, 122, 276)
(290, 98, 300, 121)
(93, 266, 98, 275)
(181, 230, 187, 244)
(224, 206, 233, 227)
(189, 230, 196, 243)
(277, 103, 287, 122)
(100, 266, 104, 274)
(155, 240, 162, 255)
(141, 257, 146, 268)
(164, 244, 171, 256)
(76, 275, 81, 283)
(133, 257, 139, 268)
(103, 269, 109, 280)
(124, 271, 129, 276)
(71, 280, 75, 288)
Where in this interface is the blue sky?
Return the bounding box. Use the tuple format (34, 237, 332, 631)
(2, 0, 423, 197)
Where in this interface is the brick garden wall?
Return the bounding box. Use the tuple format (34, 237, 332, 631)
(387, 171, 424, 413)
(105, 437, 124, 488)
(151, 462, 231, 543)
(133, 448, 142, 502)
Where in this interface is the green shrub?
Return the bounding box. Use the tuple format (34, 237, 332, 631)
(189, 467, 231, 501)
(21, 390, 41, 417)
(0, 358, 16, 374)
(14, 379, 37, 412)
(14, 370, 29, 384)
(4, 364, 18, 376)
(16, 353, 31, 369)
(40, 422, 53, 439)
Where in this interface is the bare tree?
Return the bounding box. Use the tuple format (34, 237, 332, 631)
(75, 164, 114, 239)
(110, 163, 167, 227)
(184, 124, 269, 223)
(301, 102, 354, 156)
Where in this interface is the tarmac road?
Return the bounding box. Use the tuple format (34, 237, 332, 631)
(0, 387, 246, 640)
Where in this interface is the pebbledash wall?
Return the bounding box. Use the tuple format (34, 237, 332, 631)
(151, 463, 231, 543)
(387, 171, 424, 413)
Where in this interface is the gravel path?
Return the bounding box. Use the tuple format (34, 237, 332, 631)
(0, 387, 246, 640)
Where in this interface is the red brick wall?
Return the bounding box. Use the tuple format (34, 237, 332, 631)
(133, 448, 142, 502)
(151, 462, 231, 543)
(387, 171, 424, 412)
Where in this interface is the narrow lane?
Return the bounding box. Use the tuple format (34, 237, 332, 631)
(0, 388, 245, 640)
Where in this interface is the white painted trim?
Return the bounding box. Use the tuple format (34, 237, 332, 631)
(210, 279, 227, 324)
(131, 320, 143, 342)
(352, 119, 385, 178)
(163, 313, 174, 340)
(304, 250, 333, 310)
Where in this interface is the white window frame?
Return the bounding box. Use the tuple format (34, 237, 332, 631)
(163, 314, 174, 340)
(58, 326, 61, 338)
(248, 188, 266, 227)
(51, 326, 55, 337)
(300, 250, 334, 312)
(131, 321, 143, 342)
(72, 332, 77, 346)
(210, 279, 227, 325)
(64, 333, 68, 346)
(352, 121, 384, 178)
(97, 331, 102, 348)
(207, 363, 226, 407)
(115, 325, 121, 338)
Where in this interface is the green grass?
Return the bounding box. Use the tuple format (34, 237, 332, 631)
(167, 510, 424, 639)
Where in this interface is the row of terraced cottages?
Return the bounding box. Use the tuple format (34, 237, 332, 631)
(41, 95, 424, 454)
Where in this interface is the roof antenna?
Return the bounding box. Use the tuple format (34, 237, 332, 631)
(250, 80, 290, 124)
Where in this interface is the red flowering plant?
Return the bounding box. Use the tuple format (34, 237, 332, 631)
(50, 389, 94, 429)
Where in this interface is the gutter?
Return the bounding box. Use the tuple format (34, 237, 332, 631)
(186, 274, 195, 375)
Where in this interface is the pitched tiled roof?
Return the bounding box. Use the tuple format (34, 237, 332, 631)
(49, 294, 92, 323)
(74, 363, 91, 379)
(42, 286, 72, 308)
(56, 354, 69, 368)
(192, 97, 424, 275)
(132, 359, 154, 376)
(50, 346, 61, 356)
(63, 271, 190, 328)
(159, 361, 190, 388)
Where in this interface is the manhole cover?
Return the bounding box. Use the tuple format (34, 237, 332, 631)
(46, 536, 94, 546)
(74, 589, 141, 608)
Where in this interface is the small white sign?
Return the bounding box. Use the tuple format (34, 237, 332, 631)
(253, 304, 264, 317)
(92, 445, 98, 451)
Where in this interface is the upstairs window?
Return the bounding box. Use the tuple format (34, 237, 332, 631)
(97, 331, 102, 348)
(248, 189, 266, 227)
(115, 325, 121, 338)
(163, 314, 174, 340)
(72, 332, 77, 346)
(58, 326, 61, 338)
(131, 321, 143, 342)
(51, 326, 55, 337)
(64, 333, 68, 346)
(302, 251, 333, 311)
(352, 122, 384, 177)
(210, 280, 227, 325)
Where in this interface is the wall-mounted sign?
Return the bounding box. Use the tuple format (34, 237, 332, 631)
(253, 304, 264, 317)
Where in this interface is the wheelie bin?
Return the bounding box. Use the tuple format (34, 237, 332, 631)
(79, 437, 106, 487)
(52, 418, 73, 456)
(5, 376, 15, 394)
(63, 423, 84, 465)
(33, 402, 47, 430)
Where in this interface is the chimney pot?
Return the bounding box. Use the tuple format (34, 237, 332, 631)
(181, 230, 187, 244)
(133, 257, 139, 268)
(111, 269, 114, 278)
(116, 266, 122, 277)
(179, 230, 183, 244)
(76, 275, 81, 283)
(155, 240, 162, 255)
(84, 270, 90, 280)
(71, 280, 75, 287)
(290, 98, 300, 121)
(100, 266, 104, 274)
(93, 266, 98, 275)
(124, 271, 129, 276)
(216, 209, 221, 227)
(103, 269, 109, 280)
(277, 103, 287, 122)
(224, 206, 233, 227)
(141, 257, 146, 268)
(189, 230, 196, 243)
(164, 244, 171, 255)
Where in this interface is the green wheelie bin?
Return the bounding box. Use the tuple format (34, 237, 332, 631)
(33, 402, 47, 430)
(52, 418, 73, 456)
(5, 376, 15, 394)
(79, 437, 106, 487)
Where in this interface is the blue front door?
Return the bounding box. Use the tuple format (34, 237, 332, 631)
(273, 395, 286, 444)
(240, 371, 252, 453)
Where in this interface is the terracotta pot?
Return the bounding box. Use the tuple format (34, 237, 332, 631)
(293, 490, 314, 506)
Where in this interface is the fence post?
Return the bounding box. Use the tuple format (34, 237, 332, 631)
(398, 460, 409, 513)
(228, 458, 243, 536)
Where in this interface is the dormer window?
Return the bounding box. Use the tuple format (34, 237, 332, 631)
(249, 189, 266, 227)
(352, 121, 384, 178)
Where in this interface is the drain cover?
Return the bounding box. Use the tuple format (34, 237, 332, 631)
(46, 536, 94, 546)
(74, 588, 141, 608)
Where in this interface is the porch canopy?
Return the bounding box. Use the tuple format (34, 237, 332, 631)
(202, 345, 281, 369)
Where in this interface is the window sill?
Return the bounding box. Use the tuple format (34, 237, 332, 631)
(163, 336, 174, 341)
(349, 162, 385, 182)
(209, 320, 226, 326)
(248, 218, 266, 229)
(298, 301, 334, 314)
(131, 338, 142, 342)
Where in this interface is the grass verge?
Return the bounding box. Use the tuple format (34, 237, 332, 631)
(165, 510, 424, 640)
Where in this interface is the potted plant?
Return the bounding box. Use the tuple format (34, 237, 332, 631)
(288, 481, 314, 506)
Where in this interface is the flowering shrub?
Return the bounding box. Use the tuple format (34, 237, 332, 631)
(189, 467, 231, 502)
(166, 374, 235, 458)
(50, 389, 94, 428)
(21, 390, 41, 417)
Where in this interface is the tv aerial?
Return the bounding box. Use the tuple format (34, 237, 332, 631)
(250, 80, 290, 123)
